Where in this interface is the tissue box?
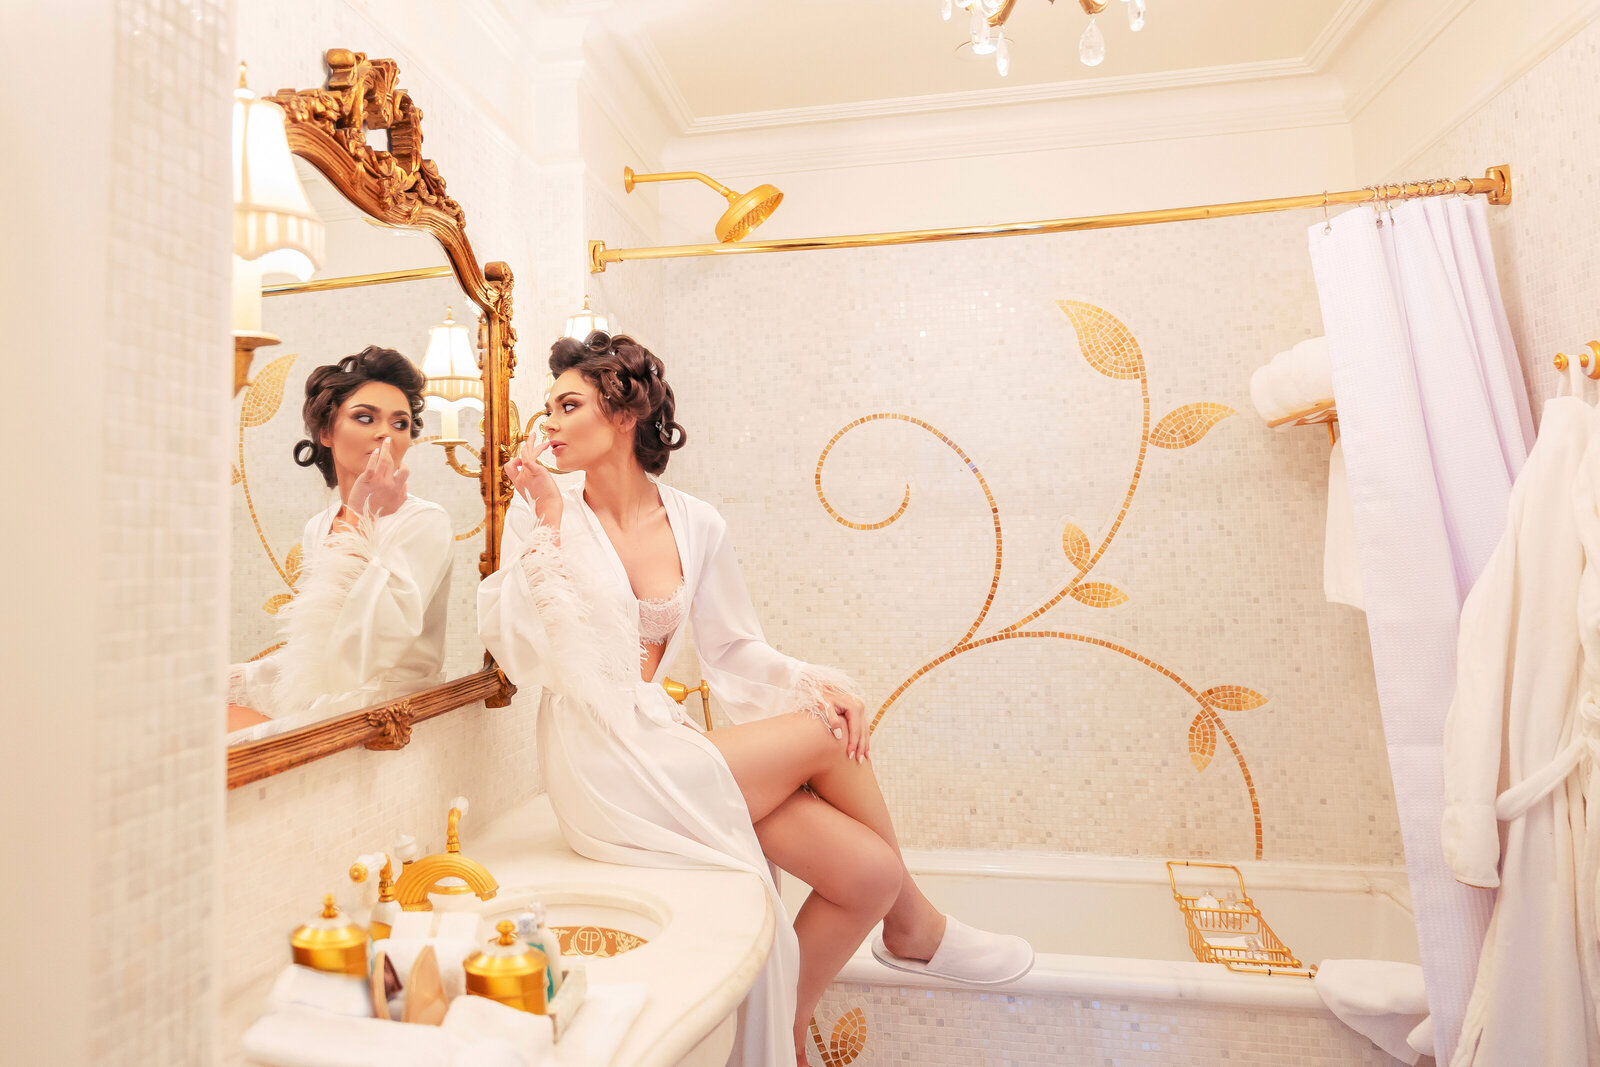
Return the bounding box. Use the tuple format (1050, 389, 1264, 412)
(546, 962, 586, 1042)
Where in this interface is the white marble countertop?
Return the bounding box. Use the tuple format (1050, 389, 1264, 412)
(469, 794, 775, 1067)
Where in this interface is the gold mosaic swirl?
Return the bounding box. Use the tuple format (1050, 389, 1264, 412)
(815, 300, 1269, 858)
(808, 1006, 866, 1067)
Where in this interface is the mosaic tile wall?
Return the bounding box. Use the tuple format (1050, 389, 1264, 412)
(658, 216, 1403, 866)
(94, 0, 234, 1062)
(808, 984, 1403, 1067)
(1400, 15, 1600, 424)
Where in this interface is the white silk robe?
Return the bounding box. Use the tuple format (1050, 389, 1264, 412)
(477, 472, 856, 1067)
(1442, 396, 1600, 1065)
(229, 495, 454, 741)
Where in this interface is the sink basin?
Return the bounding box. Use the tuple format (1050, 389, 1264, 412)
(480, 882, 669, 960)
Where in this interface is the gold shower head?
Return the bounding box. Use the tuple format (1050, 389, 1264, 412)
(623, 166, 784, 243)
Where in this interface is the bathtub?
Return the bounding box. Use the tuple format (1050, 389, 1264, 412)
(783, 850, 1421, 1067)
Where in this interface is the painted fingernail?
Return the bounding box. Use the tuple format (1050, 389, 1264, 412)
(857, 753, 865, 764)
(832, 727, 843, 740)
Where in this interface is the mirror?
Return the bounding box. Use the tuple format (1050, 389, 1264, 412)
(227, 162, 487, 745)
(226, 49, 517, 786)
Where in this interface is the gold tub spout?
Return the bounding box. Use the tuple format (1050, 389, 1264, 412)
(394, 797, 500, 911)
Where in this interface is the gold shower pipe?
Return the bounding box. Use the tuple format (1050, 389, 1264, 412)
(588, 166, 1512, 273)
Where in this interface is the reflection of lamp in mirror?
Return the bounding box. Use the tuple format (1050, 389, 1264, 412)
(563, 294, 611, 340)
(232, 61, 323, 395)
(420, 305, 485, 477)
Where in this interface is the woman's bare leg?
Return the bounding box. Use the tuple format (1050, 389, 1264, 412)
(751, 788, 903, 1062)
(705, 715, 947, 959)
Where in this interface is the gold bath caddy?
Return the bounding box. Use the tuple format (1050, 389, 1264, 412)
(1166, 860, 1316, 978)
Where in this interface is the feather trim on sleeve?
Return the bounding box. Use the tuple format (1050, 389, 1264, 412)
(515, 520, 641, 727)
(777, 663, 866, 726)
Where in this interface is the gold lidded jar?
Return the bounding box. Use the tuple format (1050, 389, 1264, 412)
(465, 920, 549, 1014)
(290, 894, 367, 977)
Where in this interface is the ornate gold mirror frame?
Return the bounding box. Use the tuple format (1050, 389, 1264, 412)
(228, 49, 517, 789)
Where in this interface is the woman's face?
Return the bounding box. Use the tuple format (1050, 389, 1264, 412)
(319, 381, 415, 483)
(540, 368, 633, 471)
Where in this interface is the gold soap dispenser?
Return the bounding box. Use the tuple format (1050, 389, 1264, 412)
(465, 920, 549, 1014)
(290, 894, 367, 977)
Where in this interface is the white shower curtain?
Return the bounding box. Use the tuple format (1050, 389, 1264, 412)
(1306, 195, 1533, 1063)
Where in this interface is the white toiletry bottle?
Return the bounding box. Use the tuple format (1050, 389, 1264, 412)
(514, 902, 564, 1000)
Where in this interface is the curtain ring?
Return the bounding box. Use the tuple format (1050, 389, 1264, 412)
(1368, 185, 1385, 228)
(1321, 190, 1332, 236)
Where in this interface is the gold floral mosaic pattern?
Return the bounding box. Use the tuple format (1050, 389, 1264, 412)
(551, 924, 648, 958)
(815, 301, 1269, 857)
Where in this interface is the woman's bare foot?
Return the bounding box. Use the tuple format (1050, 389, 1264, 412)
(880, 912, 947, 961)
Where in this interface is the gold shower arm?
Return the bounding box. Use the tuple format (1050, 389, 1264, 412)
(589, 166, 1512, 273)
(624, 167, 735, 199)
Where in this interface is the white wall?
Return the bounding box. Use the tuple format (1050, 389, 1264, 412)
(1, 0, 233, 1062)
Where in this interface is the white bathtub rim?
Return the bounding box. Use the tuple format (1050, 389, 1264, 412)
(897, 848, 1413, 911)
(837, 946, 1327, 1010)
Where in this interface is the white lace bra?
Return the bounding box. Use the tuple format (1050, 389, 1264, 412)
(636, 581, 687, 645)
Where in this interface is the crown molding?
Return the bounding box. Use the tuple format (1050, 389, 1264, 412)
(1304, 0, 1381, 69)
(661, 74, 1347, 177)
(611, 27, 696, 135)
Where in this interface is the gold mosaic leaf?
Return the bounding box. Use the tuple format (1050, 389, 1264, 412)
(231, 464, 242, 485)
(1058, 300, 1145, 380)
(1062, 521, 1092, 570)
(249, 641, 285, 662)
(829, 1007, 867, 1067)
(284, 543, 304, 587)
(241, 353, 298, 428)
(262, 592, 294, 616)
(1199, 685, 1268, 712)
(1069, 581, 1128, 608)
(1188, 712, 1217, 770)
(1151, 402, 1237, 450)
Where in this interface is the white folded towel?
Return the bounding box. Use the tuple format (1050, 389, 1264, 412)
(443, 994, 554, 1063)
(242, 1008, 469, 1067)
(450, 1038, 530, 1067)
(1325, 440, 1363, 610)
(1313, 959, 1428, 1065)
(553, 983, 648, 1067)
(267, 966, 374, 1020)
(1251, 335, 1335, 424)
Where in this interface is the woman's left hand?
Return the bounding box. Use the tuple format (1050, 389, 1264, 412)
(825, 686, 870, 763)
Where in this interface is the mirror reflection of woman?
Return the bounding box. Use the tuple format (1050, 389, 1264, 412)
(227, 346, 453, 740)
(479, 332, 1032, 1066)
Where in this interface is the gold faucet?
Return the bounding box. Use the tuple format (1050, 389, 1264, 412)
(664, 676, 713, 731)
(393, 796, 500, 911)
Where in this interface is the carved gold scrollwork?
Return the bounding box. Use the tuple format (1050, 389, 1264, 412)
(363, 699, 415, 751)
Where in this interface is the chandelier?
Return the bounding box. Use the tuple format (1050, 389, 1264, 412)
(944, 0, 1147, 77)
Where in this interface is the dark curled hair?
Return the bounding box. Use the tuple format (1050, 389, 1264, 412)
(293, 345, 426, 487)
(549, 331, 687, 476)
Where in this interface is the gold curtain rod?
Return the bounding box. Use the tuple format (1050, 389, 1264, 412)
(589, 166, 1511, 273)
(262, 264, 454, 296)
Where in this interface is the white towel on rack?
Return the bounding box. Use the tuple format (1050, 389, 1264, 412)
(1250, 335, 1335, 423)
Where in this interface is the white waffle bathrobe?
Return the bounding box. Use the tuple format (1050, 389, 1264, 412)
(1442, 396, 1600, 1065)
(478, 472, 857, 1067)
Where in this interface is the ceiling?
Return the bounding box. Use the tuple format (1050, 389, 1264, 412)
(602, 0, 1355, 122)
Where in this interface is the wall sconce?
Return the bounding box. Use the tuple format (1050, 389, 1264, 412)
(232, 61, 323, 395)
(563, 294, 612, 340)
(419, 305, 485, 477)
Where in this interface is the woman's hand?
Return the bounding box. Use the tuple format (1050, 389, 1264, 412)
(506, 438, 563, 530)
(822, 686, 870, 763)
(347, 437, 409, 519)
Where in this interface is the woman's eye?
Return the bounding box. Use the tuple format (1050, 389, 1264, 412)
(563, 402, 577, 413)
(394, 419, 410, 431)
(354, 413, 372, 424)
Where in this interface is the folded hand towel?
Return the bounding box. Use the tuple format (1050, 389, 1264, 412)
(443, 993, 554, 1063)
(553, 982, 648, 1067)
(242, 1007, 466, 1067)
(1313, 959, 1428, 1065)
(267, 965, 374, 1020)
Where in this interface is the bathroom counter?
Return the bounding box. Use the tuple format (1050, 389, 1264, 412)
(468, 793, 776, 1067)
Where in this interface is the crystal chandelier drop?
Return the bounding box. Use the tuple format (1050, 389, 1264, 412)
(942, 0, 1147, 77)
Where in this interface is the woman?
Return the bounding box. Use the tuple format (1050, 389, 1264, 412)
(478, 332, 1031, 1066)
(228, 345, 454, 740)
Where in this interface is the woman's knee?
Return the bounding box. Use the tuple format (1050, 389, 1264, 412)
(849, 837, 904, 917)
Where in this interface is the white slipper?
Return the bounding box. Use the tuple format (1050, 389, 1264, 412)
(871, 915, 1034, 986)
